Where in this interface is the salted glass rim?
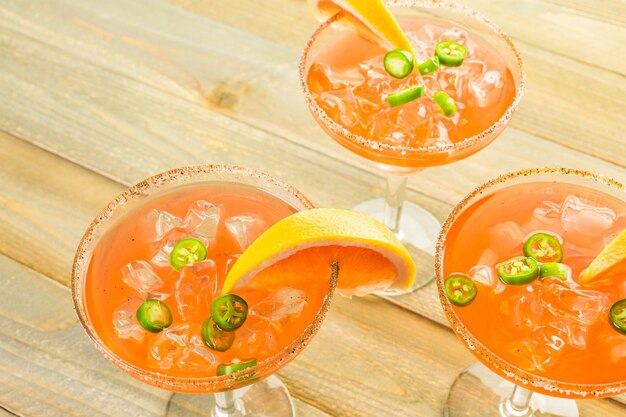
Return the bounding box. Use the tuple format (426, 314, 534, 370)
(71, 164, 337, 392)
(299, 0, 525, 156)
(434, 167, 626, 397)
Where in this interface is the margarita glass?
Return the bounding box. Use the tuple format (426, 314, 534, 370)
(301, 0, 524, 291)
(435, 168, 626, 417)
(72, 165, 336, 417)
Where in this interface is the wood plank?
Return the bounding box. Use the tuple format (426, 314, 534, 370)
(541, 0, 626, 25)
(0, 133, 124, 286)
(0, 407, 18, 417)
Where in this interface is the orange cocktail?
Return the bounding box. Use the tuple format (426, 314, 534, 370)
(436, 168, 626, 417)
(73, 165, 335, 416)
(301, 1, 524, 292)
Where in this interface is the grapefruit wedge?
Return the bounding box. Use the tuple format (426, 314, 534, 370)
(308, 0, 415, 56)
(222, 208, 416, 297)
(579, 229, 626, 284)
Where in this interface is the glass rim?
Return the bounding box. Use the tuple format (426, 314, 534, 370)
(71, 164, 337, 392)
(434, 167, 626, 397)
(299, 0, 525, 156)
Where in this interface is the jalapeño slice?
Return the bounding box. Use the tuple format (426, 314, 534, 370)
(383, 49, 414, 79)
(170, 238, 208, 271)
(540, 262, 570, 281)
(523, 232, 563, 263)
(201, 318, 235, 352)
(435, 41, 467, 67)
(417, 56, 440, 75)
(610, 300, 626, 335)
(211, 294, 248, 331)
(387, 84, 424, 107)
(217, 359, 258, 376)
(433, 91, 456, 116)
(497, 256, 539, 285)
(136, 299, 173, 333)
(444, 274, 477, 306)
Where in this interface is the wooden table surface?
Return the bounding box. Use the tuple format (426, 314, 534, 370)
(1, 0, 625, 416)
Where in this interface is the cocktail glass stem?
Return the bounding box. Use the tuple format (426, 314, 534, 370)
(383, 174, 408, 237)
(213, 391, 242, 417)
(499, 385, 533, 417)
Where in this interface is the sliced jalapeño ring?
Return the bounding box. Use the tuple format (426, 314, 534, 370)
(444, 274, 477, 306)
(497, 256, 539, 285)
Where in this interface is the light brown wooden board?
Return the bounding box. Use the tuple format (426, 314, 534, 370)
(1, 0, 625, 415)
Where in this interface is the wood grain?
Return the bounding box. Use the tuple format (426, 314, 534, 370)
(1, 0, 625, 415)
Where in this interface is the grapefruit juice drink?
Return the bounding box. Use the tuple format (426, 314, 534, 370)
(436, 169, 626, 417)
(81, 174, 328, 381)
(306, 18, 517, 157)
(442, 180, 626, 386)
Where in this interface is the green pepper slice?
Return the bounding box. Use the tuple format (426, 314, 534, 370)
(170, 238, 208, 271)
(435, 41, 467, 67)
(217, 359, 258, 376)
(433, 91, 456, 116)
(523, 232, 563, 263)
(444, 274, 477, 306)
(540, 263, 570, 281)
(136, 299, 173, 333)
(387, 84, 424, 107)
(201, 318, 235, 352)
(211, 294, 248, 331)
(417, 56, 440, 75)
(610, 299, 626, 335)
(383, 49, 414, 79)
(497, 256, 539, 285)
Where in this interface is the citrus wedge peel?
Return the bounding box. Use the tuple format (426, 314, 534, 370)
(579, 229, 626, 283)
(308, 0, 415, 57)
(222, 208, 416, 296)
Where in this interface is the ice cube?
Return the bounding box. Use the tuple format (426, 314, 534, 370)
(224, 254, 240, 276)
(561, 195, 616, 236)
(439, 27, 469, 44)
(468, 265, 506, 294)
(175, 260, 218, 321)
(121, 260, 163, 294)
(149, 324, 190, 370)
(531, 200, 562, 228)
(225, 214, 268, 251)
(500, 284, 543, 329)
(487, 221, 525, 257)
(232, 317, 279, 358)
(307, 63, 335, 92)
(178, 335, 216, 368)
(540, 277, 610, 326)
(467, 70, 503, 108)
(184, 200, 221, 239)
(113, 296, 146, 342)
(318, 89, 360, 128)
(150, 240, 174, 268)
(507, 330, 564, 372)
(251, 288, 307, 328)
(145, 209, 183, 242)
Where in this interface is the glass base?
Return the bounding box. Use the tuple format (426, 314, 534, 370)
(352, 198, 441, 294)
(445, 363, 579, 417)
(166, 375, 296, 417)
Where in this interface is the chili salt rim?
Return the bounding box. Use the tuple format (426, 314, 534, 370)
(71, 164, 337, 392)
(434, 167, 626, 398)
(299, 0, 525, 158)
